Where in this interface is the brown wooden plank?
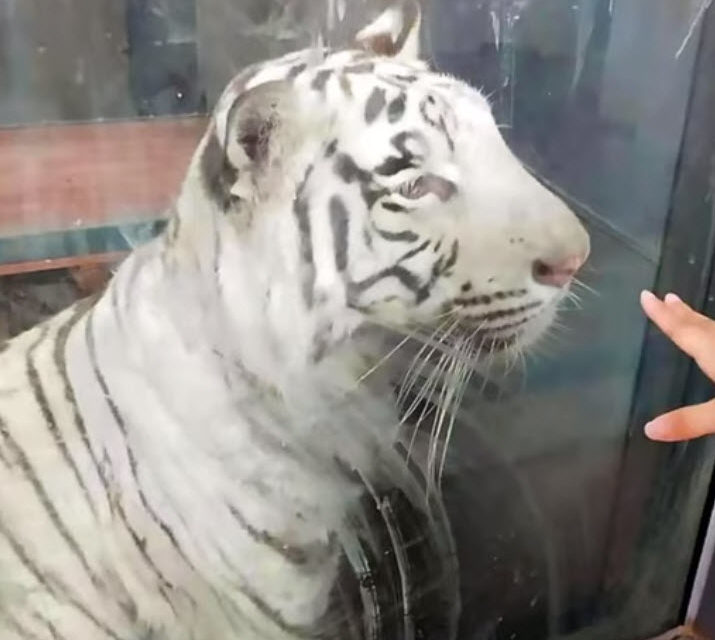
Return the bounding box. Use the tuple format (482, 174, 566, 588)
(0, 251, 127, 277)
(0, 117, 206, 236)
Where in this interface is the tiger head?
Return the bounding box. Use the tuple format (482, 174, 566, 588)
(176, 1, 589, 372)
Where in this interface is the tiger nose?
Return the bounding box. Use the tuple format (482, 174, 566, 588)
(532, 254, 585, 288)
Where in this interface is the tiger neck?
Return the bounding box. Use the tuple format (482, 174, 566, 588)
(62, 251, 373, 632)
(93, 223, 394, 464)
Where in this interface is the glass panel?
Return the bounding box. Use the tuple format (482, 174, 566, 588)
(427, 1, 715, 638)
(1, 2, 715, 640)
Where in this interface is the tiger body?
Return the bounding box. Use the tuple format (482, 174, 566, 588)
(0, 3, 589, 638)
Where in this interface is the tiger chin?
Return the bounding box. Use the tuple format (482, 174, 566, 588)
(0, 2, 589, 639)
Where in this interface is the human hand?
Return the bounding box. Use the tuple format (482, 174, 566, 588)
(640, 290, 715, 442)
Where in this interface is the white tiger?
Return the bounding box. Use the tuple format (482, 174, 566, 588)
(0, 2, 589, 639)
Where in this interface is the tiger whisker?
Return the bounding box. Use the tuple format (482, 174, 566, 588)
(357, 332, 413, 384)
(572, 277, 599, 297)
(426, 345, 460, 494)
(436, 338, 474, 488)
(397, 315, 459, 408)
(404, 349, 451, 466)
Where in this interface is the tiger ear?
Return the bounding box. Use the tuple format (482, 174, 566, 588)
(201, 81, 309, 209)
(355, 0, 422, 61)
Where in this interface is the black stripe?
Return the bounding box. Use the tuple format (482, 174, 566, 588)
(312, 324, 332, 363)
(440, 114, 455, 151)
(349, 265, 422, 298)
(475, 316, 532, 335)
(333, 154, 388, 211)
(0, 412, 104, 591)
(0, 514, 125, 640)
(209, 584, 265, 637)
(362, 184, 388, 209)
(391, 0, 419, 53)
(391, 130, 425, 162)
(85, 309, 190, 561)
(238, 583, 320, 639)
(0, 443, 10, 467)
(27, 326, 97, 518)
(419, 97, 438, 128)
(287, 63, 307, 79)
(364, 87, 386, 124)
(344, 62, 375, 74)
(374, 155, 417, 177)
(454, 294, 492, 307)
(329, 196, 349, 272)
(33, 613, 66, 640)
(387, 93, 407, 123)
(444, 239, 459, 272)
(375, 73, 413, 91)
(339, 74, 353, 97)
(362, 225, 374, 250)
(53, 300, 113, 506)
(381, 202, 409, 213)
(6, 614, 43, 640)
(334, 153, 372, 185)
(398, 239, 431, 263)
(311, 69, 332, 91)
(84, 311, 187, 602)
(227, 503, 333, 567)
(465, 300, 542, 322)
(374, 227, 419, 243)
(215, 547, 319, 639)
(324, 139, 338, 158)
(418, 98, 455, 152)
(293, 166, 317, 307)
(200, 129, 239, 212)
(113, 497, 177, 607)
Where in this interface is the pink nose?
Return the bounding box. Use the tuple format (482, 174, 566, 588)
(532, 255, 585, 288)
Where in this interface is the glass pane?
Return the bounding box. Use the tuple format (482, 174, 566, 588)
(427, 1, 715, 638)
(1, 1, 714, 640)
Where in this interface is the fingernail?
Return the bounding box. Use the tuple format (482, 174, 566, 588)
(640, 290, 656, 302)
(645, 420, 668, 440)
(664, 293, 682, 305)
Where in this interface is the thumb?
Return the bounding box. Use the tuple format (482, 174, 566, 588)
(645, 398, 715, 442)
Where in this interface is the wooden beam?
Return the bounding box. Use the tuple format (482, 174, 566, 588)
(0, 117, 206, 237)
(0, 251, 127, 277)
